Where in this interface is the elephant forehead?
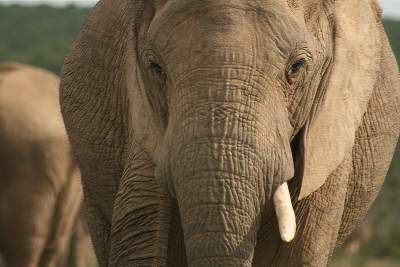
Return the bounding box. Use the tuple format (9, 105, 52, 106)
(159, 0, 294, 16)
(147, 8, 304, 84)
(149, 0, 302, 52)
(150, 3, 255, 48)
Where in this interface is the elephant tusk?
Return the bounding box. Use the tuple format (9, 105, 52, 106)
(273, 182, 296, 242)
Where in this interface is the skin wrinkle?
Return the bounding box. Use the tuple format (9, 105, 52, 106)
(337, 24, 400, 245)
(172, 139, 287, 184)
(266, 153, 351, 266)
(59, 0, 400, 266)
(149, 2, 302, 80)
(179, 179, 259, 213)
(183, 212, 256, 239)
(164, 37, 290, 261)
(170, 68, 290, 143)
(287, 13, 333, 133)
(170, 52, 279, 91)
(170, 98, 284, 163)
(111, 130, 171, 266)
(61, 1, 137, 264)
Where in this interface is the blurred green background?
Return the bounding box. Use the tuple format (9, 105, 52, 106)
(0, 4, 399, 267)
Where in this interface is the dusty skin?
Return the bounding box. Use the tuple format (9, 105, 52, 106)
(60, 0, 400, 266)
(0, 63, 87, 267)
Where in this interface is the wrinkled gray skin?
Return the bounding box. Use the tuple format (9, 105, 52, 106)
(60, 0, 400, 266)
(0, 63, 89, 267)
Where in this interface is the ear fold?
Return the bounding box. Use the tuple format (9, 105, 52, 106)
(298, 0, 381, 200)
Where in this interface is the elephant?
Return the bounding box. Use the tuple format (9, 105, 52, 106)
(60, 0, 400, 266)
(0, 63, 90, 267)
(61, 207, 98, 267)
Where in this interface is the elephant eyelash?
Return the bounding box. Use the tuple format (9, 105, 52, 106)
(290, 59, 306, 73)
(286, 57, 308, 85)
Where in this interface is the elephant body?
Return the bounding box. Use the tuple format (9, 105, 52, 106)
(0, 63, 86, 267)
(61, 207, 97, 267)
(60, 0, 400, 266)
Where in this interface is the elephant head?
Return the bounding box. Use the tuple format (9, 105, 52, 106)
(60, 0, 398, 266)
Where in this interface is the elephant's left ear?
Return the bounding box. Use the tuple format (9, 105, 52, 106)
(298, 0, 381, 200)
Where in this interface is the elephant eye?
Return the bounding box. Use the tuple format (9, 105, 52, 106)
(150, 62, 164, 76)
(150, 61, 166, 84)
(286, 58, 306, 85)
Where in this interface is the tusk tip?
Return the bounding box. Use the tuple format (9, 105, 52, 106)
(274, 182, 296, 243)
(280, 226, 296, 242)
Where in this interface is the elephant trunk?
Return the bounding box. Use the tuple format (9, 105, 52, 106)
(173, 140, 263, 266)
(159, 57, 295, 265)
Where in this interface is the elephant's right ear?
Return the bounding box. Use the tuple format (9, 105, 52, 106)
(298, 0, 381, 200)
(60, 0, 161, 165)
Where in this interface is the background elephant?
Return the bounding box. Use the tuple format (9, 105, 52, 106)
(60, 0, 400, 266)
(0, 63, 91, 267)
(60, 207, 97, 267)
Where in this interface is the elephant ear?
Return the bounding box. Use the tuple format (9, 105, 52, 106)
(298, 0, 381, 200)
(61, 0, 160, 166)
(60, 0, 161, 266)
